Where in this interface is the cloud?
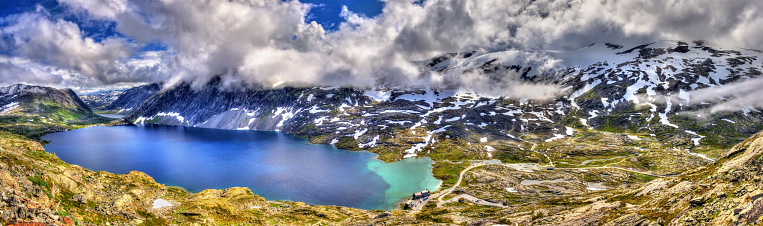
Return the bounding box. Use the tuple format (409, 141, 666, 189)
(0, 9, 170, 91)
(2, 0, 762, 98)
(687, 77, 763, 113)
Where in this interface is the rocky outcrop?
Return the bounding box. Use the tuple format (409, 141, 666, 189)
(504, 130, 763, 225)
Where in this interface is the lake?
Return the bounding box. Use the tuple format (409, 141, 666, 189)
(41, 125, 441, 210)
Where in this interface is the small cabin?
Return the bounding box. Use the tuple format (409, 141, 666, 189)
(404, 200, 414, 209)
(412, 189, 431, 199)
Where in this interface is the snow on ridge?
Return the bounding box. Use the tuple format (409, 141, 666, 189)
(403, 133, 432, 159)
(353, 128, 368, 140)
(364, 89, 391, 102)
(359, 135, 380, 148)
(274, 107, 296, 130)
(544, 134, 565, 142)
(444, 117, 460, 122)
(0, 102, 19, 114)
(156, 112, 185, 124)
(432, 125, 451, 133)
(308, 106, 328, 114)
(569, 79, 602, 108)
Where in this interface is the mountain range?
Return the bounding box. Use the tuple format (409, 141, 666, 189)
(2, 40, 763, 225)
(79, 40, 763, 163)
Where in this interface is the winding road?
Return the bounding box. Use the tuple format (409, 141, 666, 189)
(430, 162, 503, 208)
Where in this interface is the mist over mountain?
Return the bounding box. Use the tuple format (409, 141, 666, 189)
(1, 0, 762, 96)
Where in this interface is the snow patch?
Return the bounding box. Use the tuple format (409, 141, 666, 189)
(0, 102, 19, 114)
(152, 199, 172, 209)
(565, 127, 574, 136)
(432, 125, 451, 133)
(364, 89, 391, 102)
(445, 117, 460, 122)
(353, 128, 368, 140)
(156, 112, 185, 124)
(380, 109, 420, 114)
(659, 99, 679, 128)
(485, 145, 495, 158)
(544, 134, 565, 142)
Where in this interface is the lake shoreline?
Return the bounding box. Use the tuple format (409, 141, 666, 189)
(43, 125, 441, 211)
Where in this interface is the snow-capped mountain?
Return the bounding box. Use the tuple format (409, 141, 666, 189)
(122, 41, 763, 160)
(81, 83, 162, 113)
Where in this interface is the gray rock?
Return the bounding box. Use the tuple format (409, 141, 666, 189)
(374, 212, 392, 219)
(72, 194, 87, 204)
(689, 196, 705, 206)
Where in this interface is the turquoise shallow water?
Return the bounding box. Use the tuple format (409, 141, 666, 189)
(41, 125, 440, 210)
(367, 158, 442, 210)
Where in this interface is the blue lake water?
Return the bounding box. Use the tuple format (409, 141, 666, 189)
(41, 125, 440, 210)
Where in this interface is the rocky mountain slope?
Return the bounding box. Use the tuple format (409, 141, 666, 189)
(79, 90, 124, 112)
(81, 83, 161, 114)
(502, 128, 763, 225)
(0, 84, 109, 138)
(122, 40, 763, 162)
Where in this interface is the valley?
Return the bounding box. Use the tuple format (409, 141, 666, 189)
(2, 40, 763, 225)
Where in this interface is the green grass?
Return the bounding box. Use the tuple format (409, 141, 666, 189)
(334, 136, 358, 150)
(27, 176, 49, 188)
(431, 161, 470, 186)
(415, 207, 453, 223)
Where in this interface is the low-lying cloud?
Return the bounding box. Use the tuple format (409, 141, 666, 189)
(1, 0, 762, 98)
(688, 77, 763, 113)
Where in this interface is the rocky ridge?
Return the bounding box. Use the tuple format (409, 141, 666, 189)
(81, 83, 161, 114)
(122, 41, 763, 162)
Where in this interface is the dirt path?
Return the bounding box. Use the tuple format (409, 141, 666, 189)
(555, 166, 668, 177)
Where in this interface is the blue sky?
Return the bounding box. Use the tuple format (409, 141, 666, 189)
(300, 0, 384, 31)
(0, 0, 384, 40)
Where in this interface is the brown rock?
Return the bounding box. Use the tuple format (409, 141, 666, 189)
(0, 171, 18, 189)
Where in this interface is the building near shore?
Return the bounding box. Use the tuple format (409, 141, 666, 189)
(412, 189, 431, 199)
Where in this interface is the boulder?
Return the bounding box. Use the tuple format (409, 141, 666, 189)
(689, 197, 705, 207)
(72, 194, 87, 204)
(374, 212, 392, 219)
